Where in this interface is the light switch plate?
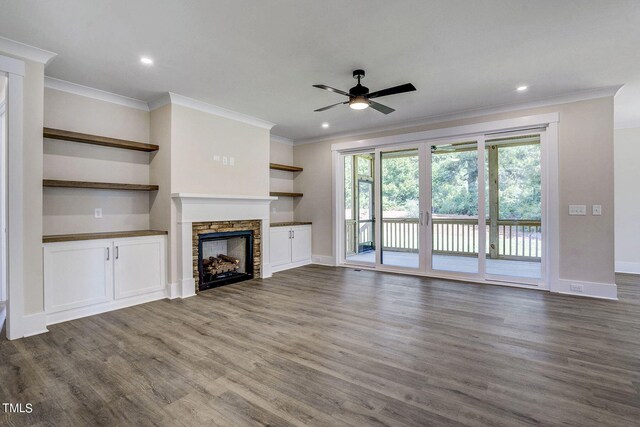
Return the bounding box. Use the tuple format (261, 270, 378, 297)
(214, 155, 220, 161)
(229, 157, 235, 166)
(569, 205, 586, 216)
(94, 208, 102, 218)
(223, 156, 228, 165)
(592, 205, 602, 216)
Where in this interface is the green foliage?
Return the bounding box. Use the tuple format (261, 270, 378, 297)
(381, 154, 419, 215)
(431, 151, 479, 217)
(498, 145, 541, 220)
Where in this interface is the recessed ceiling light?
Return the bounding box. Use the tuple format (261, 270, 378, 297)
(322, 122, 330, 128)
(516, 85, 528, 91)
(140, 57, 154, 65)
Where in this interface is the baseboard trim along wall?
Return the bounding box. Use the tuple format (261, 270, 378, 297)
(615, 261, 640, 275)
(553, 279, 618, 300)
(311, 255, 336, 266)
(46, 289, 168, 326)
(21, 312, 49, 337)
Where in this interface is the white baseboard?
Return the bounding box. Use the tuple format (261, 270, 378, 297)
(272, 259, 312, 274)
(615, 261, 640, 275)
(261, 262, 272, 279)
(179, 278, 196, 298)
(21, 312, 49, 337)
(167, 282, 180, 299)
(311, 255, 336, 266)
(552, 279, 618, 300)
(46, 289, 168, 326)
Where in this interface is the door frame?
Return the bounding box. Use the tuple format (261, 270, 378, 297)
(0, 54, 28, 339)
(0, 98, 6, 303)
(332, 113, 559, 292)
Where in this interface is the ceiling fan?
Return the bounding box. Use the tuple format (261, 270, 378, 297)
(313, 69, 416, 114)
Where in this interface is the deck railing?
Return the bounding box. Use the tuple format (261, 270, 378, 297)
(350, 218, 542, 259)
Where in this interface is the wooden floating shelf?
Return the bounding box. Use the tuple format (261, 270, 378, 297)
(43, 230, 168, 243)
(270, 192, 303, 197)
(44, 127, 159, 152)
(269, 163, 303, 172)
(44, 179, 159, 192)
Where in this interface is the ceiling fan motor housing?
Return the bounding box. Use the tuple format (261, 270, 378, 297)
(350, 70, 369, 96)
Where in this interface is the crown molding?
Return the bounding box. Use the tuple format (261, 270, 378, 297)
(147, 93, 171, 111)
(162, 92, 275, 130)
(45, 76, 150, 111)
(294, 85, 623, 146)
(270, 134, 294, 146)
(0, 36, 57, 66)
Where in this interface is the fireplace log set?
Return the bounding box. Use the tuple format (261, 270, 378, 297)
(203, 254, 240, 276)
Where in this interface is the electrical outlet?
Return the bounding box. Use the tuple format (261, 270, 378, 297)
(94, 208, 103, 218)
(569, 205, 586, 216)
(592, 205, 602, 216)
(570, 283, 584, 292)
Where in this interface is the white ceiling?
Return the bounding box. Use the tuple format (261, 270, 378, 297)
(1, 0, 639, 141)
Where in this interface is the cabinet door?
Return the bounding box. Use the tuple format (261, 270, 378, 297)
(44, 240, 112, 313)
(114, 237, 166, 299)
(291, 225, 312, 264)
(270, 227, 292, 269)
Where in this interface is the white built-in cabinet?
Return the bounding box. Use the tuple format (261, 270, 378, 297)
(44, 235, 166, 324)
(270, 224, 312, 272)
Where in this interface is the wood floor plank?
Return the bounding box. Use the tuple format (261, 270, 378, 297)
(1, 267, 639, 426)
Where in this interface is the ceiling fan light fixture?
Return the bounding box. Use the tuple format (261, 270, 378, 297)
(349, 95, 370, 110)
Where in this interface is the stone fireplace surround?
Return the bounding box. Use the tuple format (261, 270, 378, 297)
(172, 193, 276, 298)
(193, 220, 261, 291)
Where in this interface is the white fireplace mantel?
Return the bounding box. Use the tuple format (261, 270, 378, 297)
(171, 193, 277, 298)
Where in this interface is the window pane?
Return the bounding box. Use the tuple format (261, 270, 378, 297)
(498, 144, 541, 220)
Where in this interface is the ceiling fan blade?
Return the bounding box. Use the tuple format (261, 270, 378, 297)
(314, 101, 348, 112)
(313, 84, 351, 97)
(367, 83, 416, 99)
(369, 100, 395, 115)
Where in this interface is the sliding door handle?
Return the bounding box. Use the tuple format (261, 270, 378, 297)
(106, 247, 110, 261)
(115, 246, 119, 259)
(426, 212, 431, 226)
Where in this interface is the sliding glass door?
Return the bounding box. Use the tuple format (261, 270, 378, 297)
(340, 131, 544, 287)
(429, 140, 482, 275)
(345, 153, 376, 265)
(484, 134, 542, 283)
(380, 148, 421, 269)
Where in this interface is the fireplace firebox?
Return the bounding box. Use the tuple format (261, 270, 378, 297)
(197, 230, 254, 290)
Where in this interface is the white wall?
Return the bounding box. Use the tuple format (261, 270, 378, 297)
(614, 127, 640, 274)
(269, 138, 295, 222)
(294, 97, 616, 287)
(170, 104, 270, 196)
(43, 88, 152, 234)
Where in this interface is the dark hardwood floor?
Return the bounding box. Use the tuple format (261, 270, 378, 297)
(1, 266, 639, 426)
